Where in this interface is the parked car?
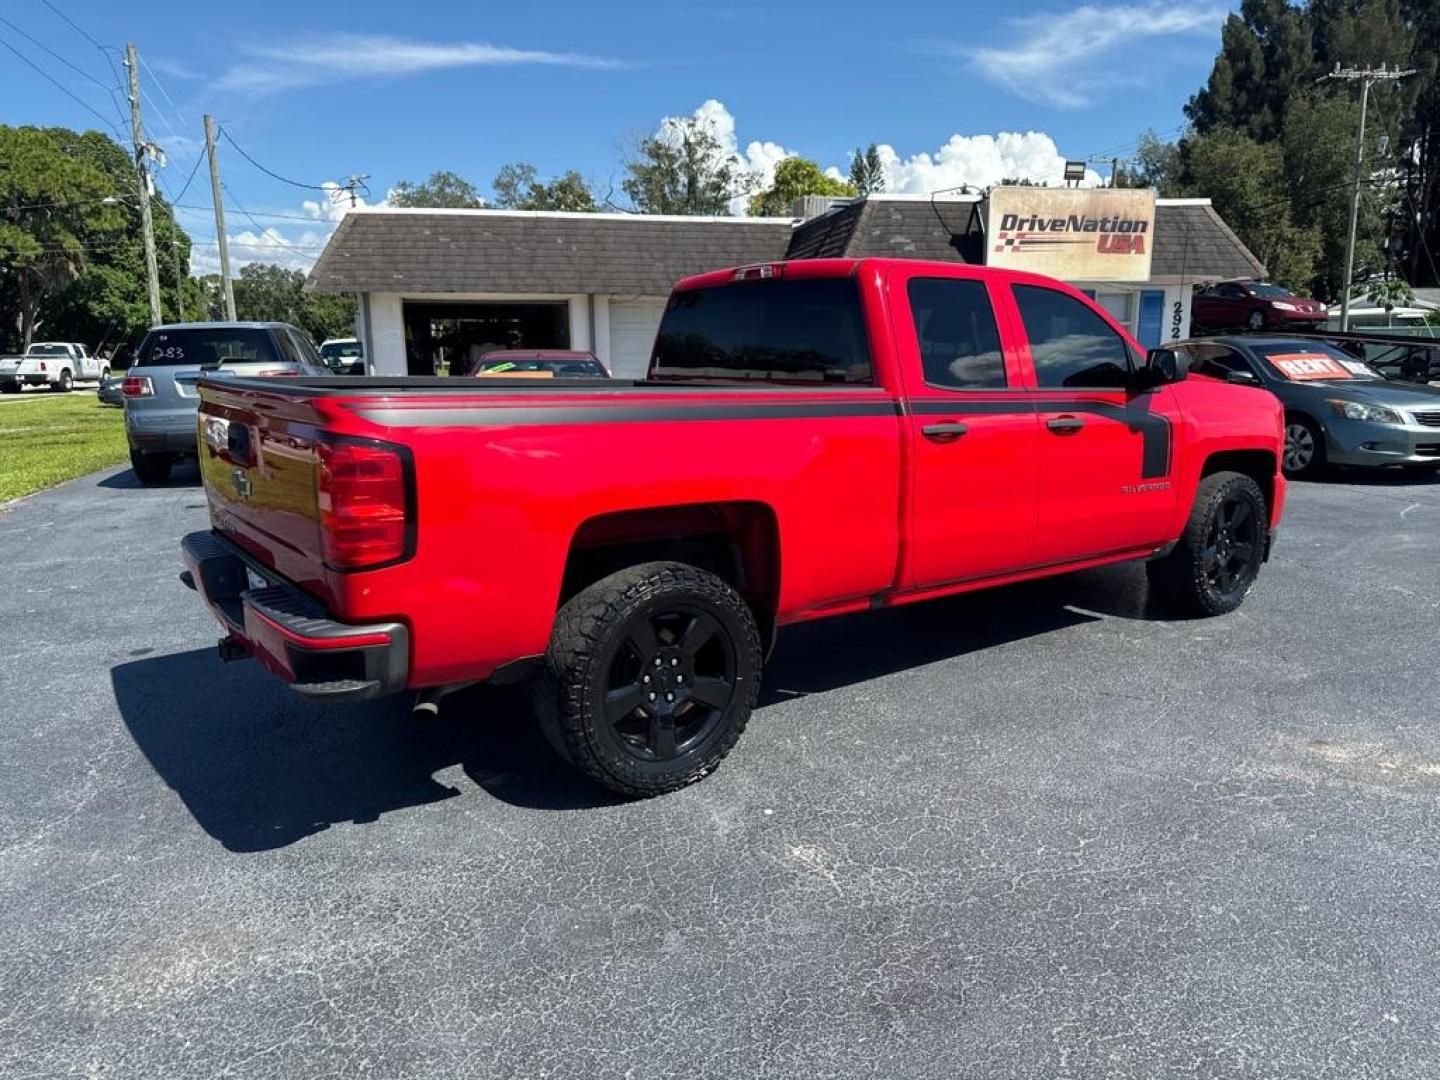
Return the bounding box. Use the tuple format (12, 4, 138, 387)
(0, 341, 108, 393)
(181, 258, 1286, 797)
(124, 322, 329, 484)
(1192, 280, 1328, 333)
(471, 349, 610, 379)
(320, 337, 365, 376)
(1174, 335, 1440, 477)
(97, 372, 126, 406)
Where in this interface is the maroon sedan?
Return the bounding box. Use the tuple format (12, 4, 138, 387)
(1192, 280, 1328, 333)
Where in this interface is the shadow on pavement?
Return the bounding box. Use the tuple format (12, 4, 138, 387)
(113, 563, 1170, 850)
(98, 460, 202, 490)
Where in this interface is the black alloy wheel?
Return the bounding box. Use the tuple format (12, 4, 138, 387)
(541, 561, 763, 797)
(1201, 492, 1260, 603)
(600, 606, 736, 763)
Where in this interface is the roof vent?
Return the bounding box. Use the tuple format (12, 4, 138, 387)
(791, 195, 853, 221)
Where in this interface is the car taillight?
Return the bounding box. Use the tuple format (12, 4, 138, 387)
(255, 368, 300, 378)
(122, 376, 154, 397)
(316, 439, 412, 570)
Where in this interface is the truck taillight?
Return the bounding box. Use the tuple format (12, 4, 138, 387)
(38, 362, 47, 373)
(316, 439, 412, 571)
(732, 263, 784, 281)
(122, 376, 154, 397)
(255, 368, 300, 377)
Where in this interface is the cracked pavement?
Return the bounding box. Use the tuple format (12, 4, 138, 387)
(1, 463, 1438, 1078)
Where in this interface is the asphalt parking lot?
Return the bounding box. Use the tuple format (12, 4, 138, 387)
(2, 464, 1438, 1079)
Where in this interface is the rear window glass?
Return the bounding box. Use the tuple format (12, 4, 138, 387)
(652, 277, 872, 384)
(29, 345, 70, 356)
(476, 358, 606, 377)
(321, 341, 362, 358)
(135, 329, 280, 367)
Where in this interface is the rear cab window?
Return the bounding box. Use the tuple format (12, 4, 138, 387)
(651, 275, 872, 384)
(135, 328, 282, 368)
(907, 277, 1007, 389)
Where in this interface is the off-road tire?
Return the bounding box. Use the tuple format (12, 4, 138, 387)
(1147, 471, 1267, 617)
(129, 449, 172, 484)
(539, 561, 763, 797)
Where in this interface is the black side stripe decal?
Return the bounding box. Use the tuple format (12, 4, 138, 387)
(352, 400, 903, 427)
(907, 397, 1172, 479)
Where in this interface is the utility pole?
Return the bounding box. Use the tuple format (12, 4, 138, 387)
(204, 114, 237, 321)
(1320, 62, 1415, 331)
(124, 44, 163, 327)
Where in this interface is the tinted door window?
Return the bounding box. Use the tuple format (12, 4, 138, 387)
(1186, 344, 1258, 380)
(652, 278, 872, 384)
(274, 331, 303, 365)
(1013, 285, 1134, 389)
(908, 278, 1006, 389)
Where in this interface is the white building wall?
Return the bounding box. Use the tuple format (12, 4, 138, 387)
(368, 292, 406, 376)
(1160, 283, 1194, 344)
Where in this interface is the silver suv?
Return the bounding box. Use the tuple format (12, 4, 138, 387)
(123, 322, 328, 483)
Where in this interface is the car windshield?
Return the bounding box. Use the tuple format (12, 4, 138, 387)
(1248, 283, 1294, 299)
(134, 328, 280, 367)
(475, 357, 605, 377)
(1251, 342, 1384, 382)
(321, 341, 362, 358)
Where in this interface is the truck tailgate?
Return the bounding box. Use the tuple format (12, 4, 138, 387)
(196, 379, 329, 595)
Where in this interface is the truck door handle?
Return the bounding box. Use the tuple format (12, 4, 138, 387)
(1046, 415, 1085, 434)
(921, 421, 968, 442)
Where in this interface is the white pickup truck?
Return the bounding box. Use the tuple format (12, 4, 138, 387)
(0, 342, 109, 393)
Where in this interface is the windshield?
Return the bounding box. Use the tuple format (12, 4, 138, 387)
(1248, 283, 1294, 299)
(134, 328, 280, 367)
(1251, 342, 1384, 382)
(321, 341, 362, 358)
(652, 277, 873, 384)
(475, 357, 606, 378)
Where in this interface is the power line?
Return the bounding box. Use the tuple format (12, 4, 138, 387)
(171, 152, 206, 206)
(138, 51, 190, 128)
(1367, 89, 1440, 291)
(220, 129, 332, 192)
(0, 13, 111, 91)
(224, 184, 333, 256)
(40, 0, 105, 50)
(0, 32, 125, 138)
(173, 201, 334, 223)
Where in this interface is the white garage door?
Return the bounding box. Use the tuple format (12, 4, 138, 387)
(608, 298, 667, 379)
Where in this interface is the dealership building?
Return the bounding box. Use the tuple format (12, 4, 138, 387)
(305, 189, 1265, 378)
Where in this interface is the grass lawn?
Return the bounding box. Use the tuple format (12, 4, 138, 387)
(0, 394, 129, 504)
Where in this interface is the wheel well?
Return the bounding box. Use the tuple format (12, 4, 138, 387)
(560, 502, 780, 647)
(1202, 450, 1276, 512)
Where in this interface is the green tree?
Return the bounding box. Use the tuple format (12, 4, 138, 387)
(38, 128, 197, 350)
(1186, 0, 1314, 141)
(1115, 130, 1183, 193)
(492, 163, 597, 211)
(622, 117, 752, 215)
(848, 143, 886, 195)
(747, 157, 856, 217)
(1179, 127, 1321, 290)
(232, 263, 355, 343)
(388, 170, 485, 209)
(0, 125, 125, 349)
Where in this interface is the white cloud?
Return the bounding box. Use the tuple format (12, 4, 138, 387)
(219, 34, 622, 95)
(968, 4, 1223, 108)
(868, 132, 1102, 193)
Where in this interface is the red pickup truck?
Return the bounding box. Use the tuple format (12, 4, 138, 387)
(182, 258, 1285, 796)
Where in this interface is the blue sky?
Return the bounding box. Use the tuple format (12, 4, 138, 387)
(1, 0, 1235, 272)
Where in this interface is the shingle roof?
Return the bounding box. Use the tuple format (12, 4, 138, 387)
(307, 197, 1265, 296)
(785, 197, 1265, 280)
(305, 209, 795, 295)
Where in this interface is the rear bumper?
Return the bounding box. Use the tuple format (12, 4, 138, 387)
(180, 530, 409, 703)
(126, 407, 200, 454)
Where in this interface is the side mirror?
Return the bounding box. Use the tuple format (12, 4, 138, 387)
(1225, 370, 1260, 386)
(1135, 347, 1186, 390)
